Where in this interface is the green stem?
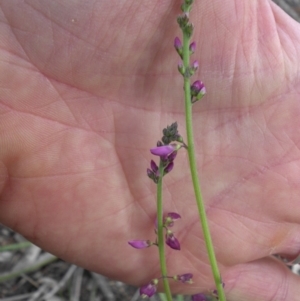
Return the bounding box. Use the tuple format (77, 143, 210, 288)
(0, 241, 32, 252)
(182, 33, 226, 301)
(157, 162, 173, 301)
(158, 293, 169, 301)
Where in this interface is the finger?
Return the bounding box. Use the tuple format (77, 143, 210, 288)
(224, 257, 300, 301)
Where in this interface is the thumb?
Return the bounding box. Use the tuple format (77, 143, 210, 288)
(225, 257, 300, 301)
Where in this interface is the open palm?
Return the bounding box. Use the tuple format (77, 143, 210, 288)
(0, 1, 300, 300)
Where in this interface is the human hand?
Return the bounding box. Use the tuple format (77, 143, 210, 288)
(0, 1, 299, 300)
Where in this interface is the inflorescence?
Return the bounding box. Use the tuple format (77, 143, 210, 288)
(128, 0, 226, 300)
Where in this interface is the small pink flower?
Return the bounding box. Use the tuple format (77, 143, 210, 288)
(150, 145, 175, 157)
(128, 240, 152, 249)
(164, 212, 181, 227)
(166, 230, 180, 250)
(174, 273, 193, 284)
(167, 212, 181, 220)
(140, 279, 158, 298)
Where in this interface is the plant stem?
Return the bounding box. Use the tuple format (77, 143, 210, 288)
(182, 33, 226, 301)
(0, 241, 32, 252)
(157, 162, 173, 301)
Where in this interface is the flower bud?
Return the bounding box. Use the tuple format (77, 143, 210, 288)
(174, 37, 183, 59)
(174, 37, 182, 50)
(150, 160, 159, 175)
(191, 80, 206, 102)
(189, 41, 196, 53)
(191, 60, 199, 72)
(178, 61, 185, 75)
(167, 150, 177, 162)
(164, 161, 174, 174)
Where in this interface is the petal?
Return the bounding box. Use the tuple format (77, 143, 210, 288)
(128, 240, 151, 249)
(150, 145, 175, 157)
(166, 232, 181, 250)
(167, 212, 181, 220)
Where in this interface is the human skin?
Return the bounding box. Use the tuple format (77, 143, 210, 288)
(0, 0, 300, 300)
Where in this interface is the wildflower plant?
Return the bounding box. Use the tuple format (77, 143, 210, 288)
(129, 1, 226, 301)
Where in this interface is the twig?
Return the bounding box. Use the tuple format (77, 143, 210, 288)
(91, 273, 115, 301)
(0, 293, 33, 301)
(42, 264, 78, 300)
(70, 267, 84, 301)
(0, 253, 57, 283)
(28, 278, 57, 301)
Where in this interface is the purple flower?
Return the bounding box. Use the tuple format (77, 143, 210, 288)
(174, 273, 193, 283)
(164, 161, 174, 174)
(140, 279, 158, 298)
(150, 145, 175, 158)
(164, 212, 181, 227)
(191, 293, 208, 301)
(165, 230, 180, 250)
(191, 80, 205, 94)
(174, 37, 182, 50)
(167, 212, 181, 220)
(128, 240, 152, 249)
(189, 41, 196, 53)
